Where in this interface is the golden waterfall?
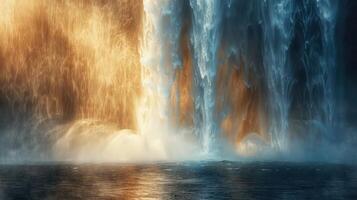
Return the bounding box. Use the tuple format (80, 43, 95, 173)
(0, 0, 197, 161)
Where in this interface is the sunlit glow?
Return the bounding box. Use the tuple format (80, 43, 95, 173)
(0, 0, 141, 128)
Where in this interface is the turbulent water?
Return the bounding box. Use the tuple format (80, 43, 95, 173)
(0, 0, 354, 162)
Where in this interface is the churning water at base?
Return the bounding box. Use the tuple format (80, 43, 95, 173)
(0, 162, 356, 200)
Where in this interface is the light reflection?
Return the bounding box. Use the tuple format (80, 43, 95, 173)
(54, 165, 169, 199)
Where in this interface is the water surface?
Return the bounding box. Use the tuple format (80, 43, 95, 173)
(0, 162, 356, 199)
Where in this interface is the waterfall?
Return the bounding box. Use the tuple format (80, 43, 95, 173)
(190, 0, 222, 153)
(0, 0, 346, 161)
(315, 0, 338, 133)
(138, 0, 179, 136)
(258, 0, 338, 150)
(260, 0, 295, 151)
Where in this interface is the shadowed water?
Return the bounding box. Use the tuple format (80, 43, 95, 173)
(0, 162, 356, 199)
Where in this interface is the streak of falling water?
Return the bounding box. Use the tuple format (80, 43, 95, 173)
(138, 0, 183, 137)
(289, 0, 339, 144)
(261, 0, 295, 151)
(189, 0, 222, 154)
(315, 0, 338, 132)
(259, 0, 339, 150)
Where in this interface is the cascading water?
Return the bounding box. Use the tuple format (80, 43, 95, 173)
(0, 0, 352, 162)
(189, 0, 222, 154)
(315, 0, 338, 133)
(260, 0, 295, 151)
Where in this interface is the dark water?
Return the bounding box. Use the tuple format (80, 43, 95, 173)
(0, 162, 356, 200)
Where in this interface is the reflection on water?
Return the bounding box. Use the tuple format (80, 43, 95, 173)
(0, 162, 356, 199)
